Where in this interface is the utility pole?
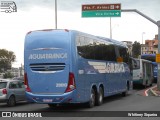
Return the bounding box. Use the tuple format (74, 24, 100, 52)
(55, 0, 57, 29)
(122, 9, 160, 90)
(142, 32, 145, 44)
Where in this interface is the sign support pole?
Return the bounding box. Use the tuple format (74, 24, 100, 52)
(110, 17, 112, 39)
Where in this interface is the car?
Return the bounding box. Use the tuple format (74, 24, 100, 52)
(0, 79, 26, 107)
(12, 76, 24, 81)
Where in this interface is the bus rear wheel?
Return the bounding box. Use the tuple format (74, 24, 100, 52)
(87, 88, 96, 108)
(96, 87, 104, 106)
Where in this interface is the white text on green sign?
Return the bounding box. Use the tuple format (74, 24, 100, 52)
(82, 10, 121, 17)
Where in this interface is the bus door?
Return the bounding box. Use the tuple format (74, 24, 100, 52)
(142, 61, 152, 86)
(146, 62, 153, 86)
(132, 58, 140, 80)
(142, 61, 147, 85)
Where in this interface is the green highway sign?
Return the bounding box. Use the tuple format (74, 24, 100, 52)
(82, 10, 121, 17)
(82, 4, 121, 17)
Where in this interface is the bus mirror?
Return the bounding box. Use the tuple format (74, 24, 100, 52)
(117, 57, 123, 62)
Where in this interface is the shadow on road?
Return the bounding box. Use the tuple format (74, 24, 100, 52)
(133, 84, 153, 90)
(0, 101, 29, 108)
(34, 93, 131, 112)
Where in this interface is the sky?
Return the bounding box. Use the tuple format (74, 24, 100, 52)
(0, 0, 160, 67)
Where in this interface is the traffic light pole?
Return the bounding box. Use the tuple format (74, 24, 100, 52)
(121, 9, 160, 90)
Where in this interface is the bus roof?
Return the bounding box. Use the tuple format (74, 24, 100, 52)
(152, 62, 157, 65)
(96, 36, 127, 47)
(141, 54, 156, 62)
(133, 58, 152, 63)
(141, 54, 156, 57)
(26, 29, 127, 48)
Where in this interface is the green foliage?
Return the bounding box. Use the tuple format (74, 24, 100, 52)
(132, 41, 141, 58)
(3, 72, 14, 78)
(0, 49, 16, 72)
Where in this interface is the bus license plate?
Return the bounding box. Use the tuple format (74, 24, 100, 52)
(43, 99, 53, 102)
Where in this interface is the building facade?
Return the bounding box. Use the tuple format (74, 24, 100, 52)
(141, 35, 158, 54)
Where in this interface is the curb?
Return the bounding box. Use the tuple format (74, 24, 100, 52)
(149, 85, 159, 96)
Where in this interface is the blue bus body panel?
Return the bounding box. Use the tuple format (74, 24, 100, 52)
(26, 90, 76, 104)
(77, 59, 131, 99)
(25, 30, 72, 99)
(152, 62, 157, 80)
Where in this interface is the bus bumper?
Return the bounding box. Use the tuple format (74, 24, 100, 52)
(25, 90, 76, 104)
(133, 79, 143, 84)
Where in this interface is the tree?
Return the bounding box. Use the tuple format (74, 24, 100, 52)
(0, 49, 16, 72)
(3, 72, 14, 78)
(132, 41, 141, 58)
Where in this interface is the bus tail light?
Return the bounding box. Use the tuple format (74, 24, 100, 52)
(24, 73, 31, 92)
(2, 89, 7, 94)
(65, 73, 76, 93)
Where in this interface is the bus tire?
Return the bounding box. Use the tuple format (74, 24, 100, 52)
(87, 88, 96, 108)
(96, 87, 104, 106)
(122, 91, 127, 97)
(48, 104, 57, 108)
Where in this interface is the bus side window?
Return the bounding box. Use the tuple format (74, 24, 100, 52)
(76, 35, 117, 61)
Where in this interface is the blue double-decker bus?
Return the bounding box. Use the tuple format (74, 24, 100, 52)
(24, 29, 132, 108)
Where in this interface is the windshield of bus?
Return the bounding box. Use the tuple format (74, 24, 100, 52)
(132, 59, 140, 69)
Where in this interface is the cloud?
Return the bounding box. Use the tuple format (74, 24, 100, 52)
(15, 0, 160, 21)
(15, 0, 54, 10)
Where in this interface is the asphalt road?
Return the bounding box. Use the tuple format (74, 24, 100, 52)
(0, 86, 160, 120)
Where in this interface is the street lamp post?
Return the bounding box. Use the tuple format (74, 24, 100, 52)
(142, 32, 145, 44)
(55, 0, 57, 29)
(141, 32, 145, 54)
